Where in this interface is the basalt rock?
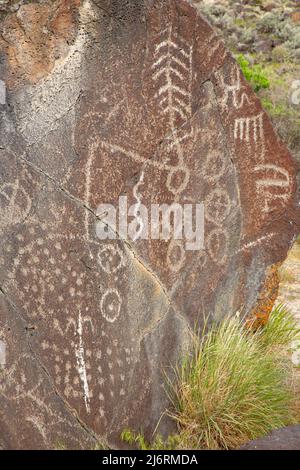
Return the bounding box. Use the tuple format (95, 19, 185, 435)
(240, 425, 300, 450)
(0, 0, 299, 449)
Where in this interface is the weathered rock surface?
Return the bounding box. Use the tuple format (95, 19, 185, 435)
(0, 0, 299, 449)
(240, 425, 300, 450)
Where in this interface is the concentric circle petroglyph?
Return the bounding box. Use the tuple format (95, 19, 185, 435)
(100, 288, 122, 323)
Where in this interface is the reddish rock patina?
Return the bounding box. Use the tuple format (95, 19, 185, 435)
(0, 0, 299, 449)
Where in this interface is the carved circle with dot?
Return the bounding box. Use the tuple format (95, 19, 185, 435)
(100, 288, 122, 323)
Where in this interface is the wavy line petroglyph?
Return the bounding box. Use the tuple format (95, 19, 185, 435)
(215, 64, 252, 111)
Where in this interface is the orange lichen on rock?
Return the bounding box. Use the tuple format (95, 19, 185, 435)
(246, 263, 280, 330)
(0, 0, 81, 86)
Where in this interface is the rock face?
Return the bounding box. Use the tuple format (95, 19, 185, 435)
(240, 425, 300, 450)
(0, 0, 299, 449)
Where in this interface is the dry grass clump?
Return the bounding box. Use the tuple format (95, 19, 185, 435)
(167, 306, 300, 450)
(122, 306, 300, 450)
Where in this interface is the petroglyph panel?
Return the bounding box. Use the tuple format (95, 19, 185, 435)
(0, 0, 298, 450)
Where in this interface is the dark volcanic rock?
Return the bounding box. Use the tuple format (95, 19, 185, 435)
(240, 425, 300, 450)
(0, 0, 299, 449)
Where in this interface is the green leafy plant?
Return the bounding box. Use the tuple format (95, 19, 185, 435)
(121, 429, 180, 451)
(237, 54, 270, 92)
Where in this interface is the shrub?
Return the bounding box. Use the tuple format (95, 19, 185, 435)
(237, 54, 270, 92)
(259, 304, 300, 350)
(257, 12, 285, 34)
(168, 311, 299, 450)
(272, 45, 291, 63)
(123, 306, 300, 450)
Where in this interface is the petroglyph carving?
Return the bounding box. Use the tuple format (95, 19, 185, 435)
(150, 27, 192, 271)
(234, 113, 264, 143)
(5, 231, 79, 321)
(132, 171, 145, 241)
(166, 165, 190, 196)
(208, 39, 227, 63)
(165, 127, 194, 152)
(152, 26, 193, 124)
(42, 314, 94, 407)
(201, 31, 229, 67)
(98, 244, 126, 274)
(216, 64, 252, 111)
(205, 187, 232, 225)
(254, 164, 292, 213)
(97, 139, 191, 199)
(167, 239, 186, 273)
(100, 288, 122, 324)
(202, 150, 227, 183)
(237, 233, 277, 254)
(207, 228, 229, 265)
(0, 354, 43, 402)
(234, 113, 266, 161)
(75, 312, 91, 414)
(0, 179, 31, 232)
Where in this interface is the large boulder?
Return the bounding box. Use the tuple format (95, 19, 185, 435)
(240, 425, 300, 450)
(0, 0, 299, 449)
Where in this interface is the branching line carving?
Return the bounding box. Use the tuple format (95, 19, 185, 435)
(152, 26, 193, 127)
